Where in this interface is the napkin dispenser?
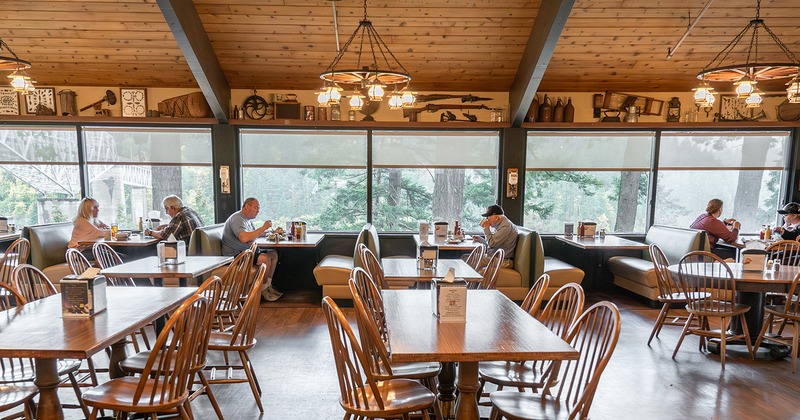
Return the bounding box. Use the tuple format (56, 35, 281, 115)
(578, 221, 597, 237)
(418, 244, 438, 270)
(432, 270, 467, 323)
(61, 272, 107, 317)
(0, 217, 7, 232)
(158, 241, 186, 265)
(741, 249, 767, 271)
(434, 221, 448, 238)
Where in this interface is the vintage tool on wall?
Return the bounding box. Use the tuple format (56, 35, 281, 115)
(439, 111, 479, 122)
(243, 89, 269, 119)
(57, 89, 78, 116)
(79, 90, 116, 116)
(158, 92, 211, 118)
(415, 94, 492, 103)
(403, 103, 489, 122)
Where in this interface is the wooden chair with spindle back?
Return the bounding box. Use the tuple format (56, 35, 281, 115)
(82, 294, 211, 418)
(489, 301, 621, 420)
(66, 248, 92, 276)
(520, 273, 550, 318)
(321, 296, 436, 419)
(754, 271, 800, 373)
(478, 282, 585, 405)
(0, 238, 30, 306)
(358, 243, 390, 290)
(465, 242, 486, 272)
(215, 249, 254, 332)
(92, 242, 136, 287)
(479, 248, 505, 290)
(205, 264, 267, 412)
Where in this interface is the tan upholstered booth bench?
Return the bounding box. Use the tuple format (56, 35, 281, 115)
(22, 222, 73, 290)
(495, 227, 585, 301)
(313, 224, 378, 299)
(187, 223, 228, 280)
(608, 225, 708, 301)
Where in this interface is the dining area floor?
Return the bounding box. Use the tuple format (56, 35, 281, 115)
(49, 290, 800, 419)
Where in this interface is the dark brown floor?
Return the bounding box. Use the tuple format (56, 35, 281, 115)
(39, 289, 800, 419)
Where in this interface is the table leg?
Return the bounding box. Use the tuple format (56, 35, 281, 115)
(437, 362, 456, 420)
(109, 339, 129, 378)
(34, 358, 64, 420)
(454, 361, 480, 420)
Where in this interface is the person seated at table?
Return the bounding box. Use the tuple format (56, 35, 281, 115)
(689, 198, 740, 247)
(221, 197, 281, 301)
(144, 195, 204, 244)
(68, 197, 109, 255)
(471, 204, 518, 268)
(774, 202, 800, 240)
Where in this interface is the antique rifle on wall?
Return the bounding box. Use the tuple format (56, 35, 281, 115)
(415, 94, 493, 103)
(403, 104, 490, 122)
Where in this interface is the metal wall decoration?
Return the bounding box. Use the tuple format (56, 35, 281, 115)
(121, 88, 147, 117)
(24, 87, 55, 115)
(0, 88, 19, 115)
(717, 95, 766, 121)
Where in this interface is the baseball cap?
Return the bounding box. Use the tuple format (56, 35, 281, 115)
(481, 204, 504, 217)
(778, 202, 800, 214)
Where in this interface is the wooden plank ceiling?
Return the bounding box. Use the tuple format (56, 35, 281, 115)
(1, 0, 799, 93)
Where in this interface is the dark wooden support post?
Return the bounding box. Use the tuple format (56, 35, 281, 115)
(500, 128, 526, 225)
(508, 0, 576, 127)
(157, 0, 230, 123)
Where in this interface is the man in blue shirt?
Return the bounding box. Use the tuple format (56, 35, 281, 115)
(222, 197, 281, 300)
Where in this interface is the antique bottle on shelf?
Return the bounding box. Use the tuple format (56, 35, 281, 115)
(526, 95, 540, 122)
(538, 95, 552, 122)
(564, 97, 575, 122)
(553, 98, 565, 122)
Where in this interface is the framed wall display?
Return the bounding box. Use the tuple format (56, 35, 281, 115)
(304, 105, 315, 121)
(275, 102, 302, 119)
(121, 88, 147, 117)
(24, 87, 56, 115)
(0, 88, 19, 115)
(717, 95, 767, 121)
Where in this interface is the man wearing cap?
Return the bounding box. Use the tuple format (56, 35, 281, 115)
(472, 204, 518, 267)
(775, 202, 800, 240)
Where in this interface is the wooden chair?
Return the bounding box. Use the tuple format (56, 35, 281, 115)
(754, 271, 800, 372)
(66, 248, 92, 275)
(119, 276, 225, 418)
(465, 243, 486, 272)
(215, 249, 254, 332)
(673, 251, 754, 369)
(358, 243, 389, 290)
(205, 264, 267, 412)
(92, 242, 136, 286)
(82, 294, 211, 419)
(349, 276, 442, 418)
(647, 243, 709, 345)
(478, 282, 584, 405)
(489, 301, 621, 420)
(766, 240, 800, 266)
(479, 248, 505, 290)
(520, 273, 550, 317)
(321, 296, 436, 419)
(0, 238, 29, 288)
(351, 267, 384, 309)
(6, 269, 91, 418)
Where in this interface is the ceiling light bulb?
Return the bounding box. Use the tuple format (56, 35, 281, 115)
(329, 85, 342, 103)
(745, 90, 763, 108)
(734, 75, 755, 98)
(8, 72, 26, 91)
(400, 89, 417, 108)
(349, 93, 364, 111)
(317, 89, 330, 107)
(367, 82, 385, 101)
(388, 92, 403, 110)
(787, 75, 800, 103)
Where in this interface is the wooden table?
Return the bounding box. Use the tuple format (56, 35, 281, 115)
(254, 233, 324, 248)
(556, 234, 648, 291)
(0, 287, 195, 419)
(382, 258, 483, 286)
(0, 231, 20, 242)
(77, 235, 161, 248)
(100, 255, 232, 282)
(413, 234, 479, 251)
(384, 289, 578, 420)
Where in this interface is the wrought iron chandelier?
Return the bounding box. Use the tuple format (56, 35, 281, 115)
(692, 0, 800, 109)
(317, 0, 415, 111)
(0, 38, 35, 94)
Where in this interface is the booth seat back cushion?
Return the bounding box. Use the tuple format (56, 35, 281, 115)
(188, 223, 224, 256)
(352, 224, 378, 268)
(644, 225, 707, 264)
(25, 222, 72, 269)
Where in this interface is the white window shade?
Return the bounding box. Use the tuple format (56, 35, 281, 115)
(373, 131, 499, 168)
(659, 131, 789, 170)
(83, 127, 212, 164)
(241, 130, 367, 168)
(527, 132, 654, 170)
(0, 126, 78, 163)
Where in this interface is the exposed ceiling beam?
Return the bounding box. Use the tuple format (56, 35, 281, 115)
(157, 0, 230, 123)
(509, 0, 576, 127)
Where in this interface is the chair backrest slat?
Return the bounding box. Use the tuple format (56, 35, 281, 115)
(218, 249, 254, 314)
(766, 240, 800, 266)
(11, 264, 56, 302)
(650, 243, 680, 298)
(0, 238, 30, 287)
(678, 251, 736, 311)
(349, 276, 392, 377)
(228, 264, 266, 347)
(479, 248, 505, 290)
(465, 243, 486, 272)
(92, 243, 136, 286)
(521, 273, 551, 317)
(358, 244, 388, 291)
(66, 248, 92, 276)
(192, 277, 222, 372)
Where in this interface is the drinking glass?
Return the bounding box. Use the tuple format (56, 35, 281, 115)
(111, 223, 118, 237)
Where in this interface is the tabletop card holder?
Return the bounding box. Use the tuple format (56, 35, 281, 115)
(432, 276, 467, 323)
(741, 249, 767, 271)
(61, 272, 107, 317)
(418, 244, 439, 270)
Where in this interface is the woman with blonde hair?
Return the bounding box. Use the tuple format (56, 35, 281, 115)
(68, 197, 109, 250)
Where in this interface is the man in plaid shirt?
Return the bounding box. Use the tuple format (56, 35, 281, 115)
(146, 195, 204, 243)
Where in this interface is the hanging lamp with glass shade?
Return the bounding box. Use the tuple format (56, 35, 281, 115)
(0, 38, 35, 93)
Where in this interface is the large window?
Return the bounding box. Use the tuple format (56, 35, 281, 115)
(0, 126, 81, 227)
(240, 130, 368, 231)
(525, 132, 653, 233)
(654, 131, 789, 233)
(84, 127, 214, 230)
(372, 131, 499, 232)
